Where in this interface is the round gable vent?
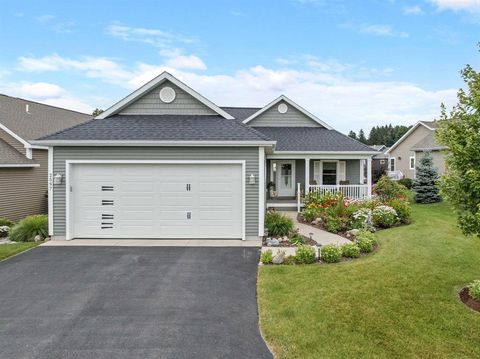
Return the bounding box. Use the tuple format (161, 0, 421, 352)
(278, 103, 288, 114)
(159, 86, 176, 103)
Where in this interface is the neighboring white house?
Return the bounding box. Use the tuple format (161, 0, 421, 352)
(34, 72, 378, 241)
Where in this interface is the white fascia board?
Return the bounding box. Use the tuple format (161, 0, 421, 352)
(95, 72, 234, 120)
(267, 152, 375, 160)
(386, 122, 433, 154)
(0, 163, 40, 167)
(0, 123, 30, 147)
(31, 140, 277, 147)
(242, 95, 333, 130)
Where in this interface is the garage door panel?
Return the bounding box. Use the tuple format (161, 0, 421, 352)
(71, 163, 243, 239)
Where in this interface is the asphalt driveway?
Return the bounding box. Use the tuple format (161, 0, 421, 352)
(0, 246, 272, 359)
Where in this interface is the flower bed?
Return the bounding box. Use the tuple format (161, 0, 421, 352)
(298, 176, 412, 239)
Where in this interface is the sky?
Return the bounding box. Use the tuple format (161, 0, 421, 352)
(1, 0, 479, 134)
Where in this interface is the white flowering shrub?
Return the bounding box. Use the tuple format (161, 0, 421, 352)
(352, 208, 374, 230)
(0, 225, 10, 237)
(372, 205, 398, 228)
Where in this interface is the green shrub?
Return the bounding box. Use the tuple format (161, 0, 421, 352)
(372, 205, 398, 228)
(320, 244, 342, 263)
(356, 229, 377, 244)
(304, 191, 344, 210)
(261, 250, 273, 264)
(8, 215, 48, 242)
(265, 211, 294, 237)
(374, 175, 409, 201)
(289, 232, 305, 246)
(398, 178, 413, 189)
(357, 238, 374, 253)
(295, 245, 317, 264)
(468, 280, 480, 301)
(341, 242, 361, 258)
(0, 217, 14, 227)
(324, 215, 348, 233)
(301, 207, 323, 222)
(284, 255, 296, 265)
(388, 199, 412, 224)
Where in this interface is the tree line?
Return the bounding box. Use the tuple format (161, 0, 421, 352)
(348, 124, 411, 147)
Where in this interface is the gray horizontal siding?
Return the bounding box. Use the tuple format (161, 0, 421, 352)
(248, 100, 321, 127)
(345, 160, 361, 184)
(119, 81, 217, 116)
(52, 147, 259, 237)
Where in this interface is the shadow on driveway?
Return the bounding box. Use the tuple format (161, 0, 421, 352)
(0, 246, 272, 359)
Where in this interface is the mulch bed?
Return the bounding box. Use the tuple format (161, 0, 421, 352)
(459, 287, 480, 312)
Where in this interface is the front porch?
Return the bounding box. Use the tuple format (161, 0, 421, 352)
(265, 156, 372, 211)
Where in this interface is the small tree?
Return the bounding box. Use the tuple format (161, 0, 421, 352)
(412, 152, 441, 204)
(436, 54, 480, 236)
(92, 108, 104, 117)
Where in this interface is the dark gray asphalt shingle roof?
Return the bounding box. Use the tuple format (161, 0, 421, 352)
(253, 127, 376, 152)
(38, 115, 271, 142)
(221, 107, 261, 122)
(0, 139, 37, 165)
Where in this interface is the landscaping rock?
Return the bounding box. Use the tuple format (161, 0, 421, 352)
(34, 235, 44, 242)
(346, 229, 359, 238)
(312, 217, 323, 225)
(266, 238, 280, 247)
(280, 236, 289, 242)
(272, 251, 285, 264)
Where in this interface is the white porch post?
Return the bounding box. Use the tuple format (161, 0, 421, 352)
(367, 157, 372, 197)
(258, 147, 265, 237)
(305, 158, 310, 194)
(359, 159, 364, 184)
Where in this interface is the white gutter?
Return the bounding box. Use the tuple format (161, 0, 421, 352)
(31, 140, 277, 147)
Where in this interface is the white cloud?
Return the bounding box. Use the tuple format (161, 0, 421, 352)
(404, 5, 424, 14)
(20, 82, 65, 98)
(160, 49, 207, 70)
(36, 14, 55, 23)
(106, 23, 197, 48)
(0, 81, 92, 113)
(341, 23, 409, 38)
(11, 53, 457, 132)
(429, 0, 480, 12)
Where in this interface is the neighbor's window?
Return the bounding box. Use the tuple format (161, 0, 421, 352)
(389, 158, 395, 171)
(409, 156, 415, 170)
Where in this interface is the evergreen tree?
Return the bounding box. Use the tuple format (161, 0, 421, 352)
(348, 130, 357, 140)
(92, 108, 104, 117)
(412, 152, 441, 204)
(358, 129, 367, 143)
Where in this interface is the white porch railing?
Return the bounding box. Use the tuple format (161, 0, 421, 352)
(308, 185, 370, 200)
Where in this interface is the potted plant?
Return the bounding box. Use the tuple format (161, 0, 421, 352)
(267, 181, 276, 198)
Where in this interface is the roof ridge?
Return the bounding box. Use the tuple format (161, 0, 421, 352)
(0, 93, 90, 116)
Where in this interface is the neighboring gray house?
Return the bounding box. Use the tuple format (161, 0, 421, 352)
(368, 145, 389, 182)
(34, 72, 378, 241)
(0, 95, 90, 221)
(386, 121, 446, 180)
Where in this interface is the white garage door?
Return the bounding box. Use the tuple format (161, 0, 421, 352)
(69, 163, 243, 239)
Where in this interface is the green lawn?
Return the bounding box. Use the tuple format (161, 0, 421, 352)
(258, 202, 480, 359)
(0, 242, 38, 261)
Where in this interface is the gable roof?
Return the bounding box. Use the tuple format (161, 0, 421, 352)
(386, 121, 436, 154)
(411, 132, 446, 151)
(0, 94, 90, 142)
(35, 115, 274, 145)
(242, 95, 333, 129)
(253, 127, 377, 153)
(96, 72, 234, 120)
(0, 139, 38, 166)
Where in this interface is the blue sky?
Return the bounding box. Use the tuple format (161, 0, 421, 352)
(1, 0, 479, 133)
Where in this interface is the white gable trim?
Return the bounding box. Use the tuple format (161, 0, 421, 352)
(386, 121, 435, 155)
(96, 72, 234, 120)
(242, 95, 333, 129)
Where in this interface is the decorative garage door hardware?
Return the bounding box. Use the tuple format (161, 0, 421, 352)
(101, 200, 114, 206)
(102, 214, 114, 220)
(101, 223, 113, 229)
(186, 183, 191, 191)
(101, 185, 114, 191)
(186, 211, 192, 219)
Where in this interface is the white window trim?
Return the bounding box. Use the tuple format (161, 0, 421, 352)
(65, 160, 246, 241)
(389, 157, 396, 172)
(409, 156, 415, 170)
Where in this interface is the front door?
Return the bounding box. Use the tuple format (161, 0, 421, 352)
(275, 161, 295, 197)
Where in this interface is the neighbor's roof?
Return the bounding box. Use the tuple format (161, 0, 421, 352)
(37, 115, 272, 142)
(221, 107, 261, 121)
(253, 127, 378, 152)
(411, 132, 447, 151)
(0, 139, 37, 165)
(0, 94, 91, 142)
